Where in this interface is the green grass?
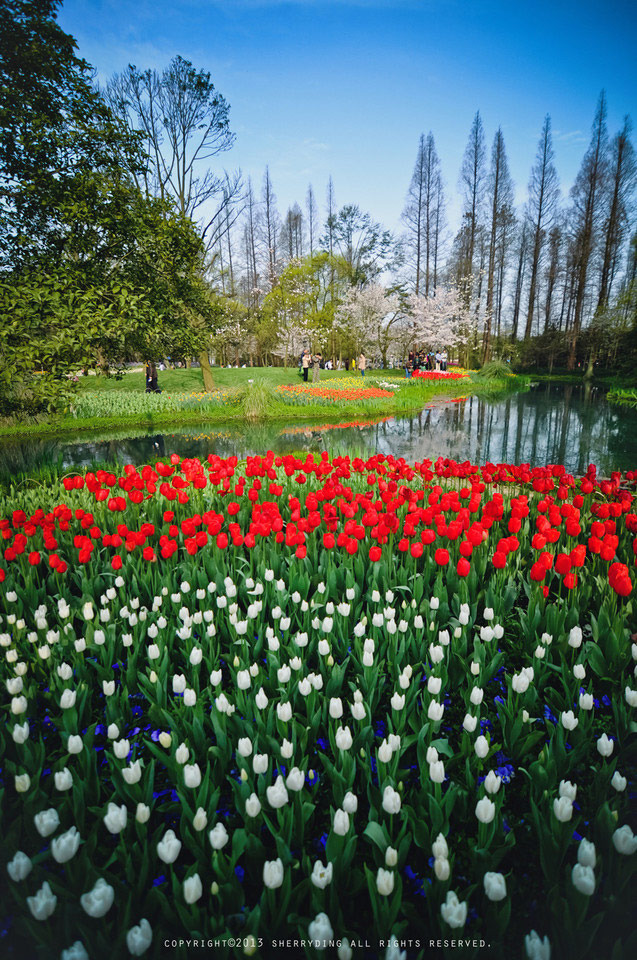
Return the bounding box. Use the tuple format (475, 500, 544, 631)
(606, 387, 637, 407)
(0, 367, 519, 440)
(78, 365, 354, 392)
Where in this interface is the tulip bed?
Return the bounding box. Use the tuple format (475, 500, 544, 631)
(410, 372, 469, 382)
(1, 452, 637, 960)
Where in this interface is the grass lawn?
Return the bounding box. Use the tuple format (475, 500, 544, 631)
(78, 366, 377, 393)
(0, 367, 517, 441)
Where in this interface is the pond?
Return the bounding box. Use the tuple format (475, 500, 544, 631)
(1, 381, 636, 480)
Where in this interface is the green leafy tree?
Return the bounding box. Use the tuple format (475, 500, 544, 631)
(0, 0, 222, 411)
(262, 252, 351, 363)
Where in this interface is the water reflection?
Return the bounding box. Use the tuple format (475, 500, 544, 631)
(1, 382, 635, 479)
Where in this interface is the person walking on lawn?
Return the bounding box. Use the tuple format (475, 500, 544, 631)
(302, 349, 310, 382)
(358, 353, 367, 377)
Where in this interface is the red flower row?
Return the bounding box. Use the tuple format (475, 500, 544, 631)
(1, 453, 635, 596)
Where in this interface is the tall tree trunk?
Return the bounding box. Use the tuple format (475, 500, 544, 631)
(199, 350, 214, 390)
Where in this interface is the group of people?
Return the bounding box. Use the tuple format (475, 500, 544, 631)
(300, 351, 367, 382)
(404, 349, 448, 377)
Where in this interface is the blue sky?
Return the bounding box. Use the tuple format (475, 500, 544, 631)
(59, 0, 637, 235)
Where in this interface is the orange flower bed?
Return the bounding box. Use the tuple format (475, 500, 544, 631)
(277, 384, 394, 401)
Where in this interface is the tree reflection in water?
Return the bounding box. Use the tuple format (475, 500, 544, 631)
(1, 383, 636, 480)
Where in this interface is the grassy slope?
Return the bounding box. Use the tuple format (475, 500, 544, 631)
(78, 366, 303, 393)
(0, 367, 515, 440)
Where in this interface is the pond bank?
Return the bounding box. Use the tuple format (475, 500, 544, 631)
(1, 380, 635, 483)
(0, 373, 518, 442)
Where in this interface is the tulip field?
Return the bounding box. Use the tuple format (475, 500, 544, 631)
(1, 451, 637, 960)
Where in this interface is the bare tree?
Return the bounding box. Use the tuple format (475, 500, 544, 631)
(484, 128, 514, 358)
(597, 116, 635, 312)
(524, 115, 560, 339)
(105, 56, 241, 253)
(566, 92, 609, 369)
(402, 132, 443, 295)
(259, 166, 280, 289)
(325, 176, 336, 258)
(306, 184, 318, 256)
(432, 172, 447, 290)
(543, 222, 563, 331)
(458, 111, 487, 299)
(324, 204, 395, 285)
(495, 203, 517, 337)
(241, 177, 260, 314)
(510, 221, 529, 341)
(281, 203, 304, 263)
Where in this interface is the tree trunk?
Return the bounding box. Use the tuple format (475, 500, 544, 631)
(199, 350, 214, 391)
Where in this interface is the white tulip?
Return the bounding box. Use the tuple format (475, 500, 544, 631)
(253, 753, 268, 774)
(266, 776, 289, 809)
(611, 770, 627, 792)
(376, 867, 395, 896)
(560, 710, 578, 731)
(577, 838, 596, 868)
(329, 697, 343, 719)
(34, 808, 59, 837)
(463, 713, 478, 733)
(474, 736, 489, 759)
(343, 791, 358, 814)
(80, 878, 114, 918)
(596, 733, 614, 757)
(333, 809, 350, 835)
(7, 850, 32, 882)
(431, 833, 448, 859)
(27, 880, 57, 921)
(183, 764, 202, 788)
(382, 785, 401, 814)
(126, 918, 152, 957)
(559, 779, 577, 801)
(104, 803, 127, 834)
(208, 823, 229, 850)
(55, 768, 73, 791)
(263, 858, 284, 889)
(335, 726, 353, 750)
(428, 700, 444, 721)
(311, 860, 333, 888)
(571, 863, 595, 896)
(286, 767, 305, 791)
(484, 771, 502, 794)
(122, 761, 142, 784)
(184, 873, 203, 904)
(553, 796, 573, 822)
(475, 797, 496, 823)
(484, 871, 507, 901)
(612, 824, 637, 855)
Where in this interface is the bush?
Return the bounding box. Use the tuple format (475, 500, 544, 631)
(236, 378, 279, 420)
(475, 359, 513, 381)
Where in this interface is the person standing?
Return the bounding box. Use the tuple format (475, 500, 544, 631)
(145, 361, 161, 393)
(358, 352, 366, 377)
(312, 352, 322, 382)
(302, 349, 310, 382)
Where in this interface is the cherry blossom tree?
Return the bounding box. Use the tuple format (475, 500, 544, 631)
(336, 283, 404, 366)
(409, 285, 476, 365)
